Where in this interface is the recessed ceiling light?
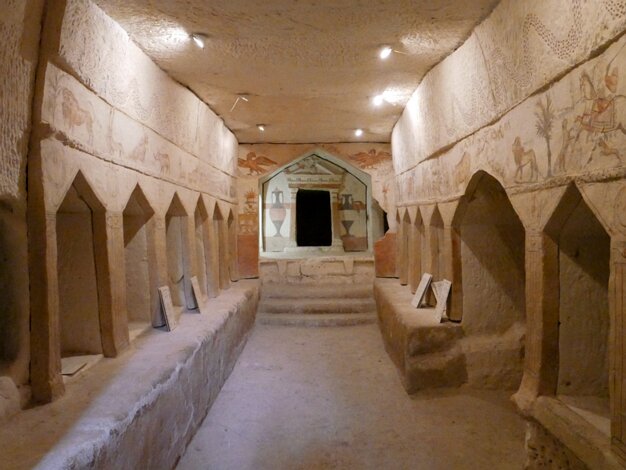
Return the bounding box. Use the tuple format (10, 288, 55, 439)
(355, 129, 364, 137)
(257, 124, 265, 132)
(190, 33, 206, 49)
(373, 94, 384, 106)
(379, 46, 393, 60)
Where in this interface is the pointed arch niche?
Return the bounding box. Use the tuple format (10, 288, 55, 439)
(258, 150, 376, 256)
(56, 172, 107, 360)
(122, 185, 157, 335)
(544, 184, 610, 420)
(194, 198, 210, 298)
(165, 193, 190, 309)
(451, 171, 526, 388)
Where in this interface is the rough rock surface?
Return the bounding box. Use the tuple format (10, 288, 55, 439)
(93, 0, 500, 143)
(0, 376, 20, 422)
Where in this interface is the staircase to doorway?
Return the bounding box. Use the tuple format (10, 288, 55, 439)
(257, 254, 377, 326)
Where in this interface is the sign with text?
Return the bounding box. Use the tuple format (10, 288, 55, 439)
(411, 273, 433, 308)
(158, 286, 178, 331)
(190, 276, 208, 315)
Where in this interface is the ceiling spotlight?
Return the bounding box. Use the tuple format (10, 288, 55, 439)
(257, 124, 265, 132)
(373, 94, 384, 106)
(379, 46, 393, 60)
(190, 33, 206, 49)
(355, 129, 364, 137)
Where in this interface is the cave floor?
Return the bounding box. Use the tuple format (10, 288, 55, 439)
(177, 323, 526, 470)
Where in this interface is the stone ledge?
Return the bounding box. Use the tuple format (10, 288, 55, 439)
(0, 281, 260, 470)
(527, 396, 624, 470)
(374, 279, 466, 393)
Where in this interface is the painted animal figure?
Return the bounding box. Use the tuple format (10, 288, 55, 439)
(60, 88, 94, 145)
(154, 152, 170, 174)
(512, 137, 539, 183)
(574, 70, 626, 165)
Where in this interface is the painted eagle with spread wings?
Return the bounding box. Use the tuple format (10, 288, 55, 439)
(349, 149, 392, 168)
(238, 152, 277, 175)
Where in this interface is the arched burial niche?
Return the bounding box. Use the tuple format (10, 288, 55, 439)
(259, 151, 373, 255)
(409, 209, 424, 293)
(165, 193, 190, 309)
(56, 172, 106, 362)
(227, 208, 238, 282)
(123, 185, 157, 335)
(398, 210, 410, 285)
(194, 198, 210, 299)
(544, 184, 610, 418)
(451, 172, 526, 389)
(429, 206, 445, 281)
(213, 204, 229, 290)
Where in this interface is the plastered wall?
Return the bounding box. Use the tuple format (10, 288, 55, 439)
(0, 0, 45, 389)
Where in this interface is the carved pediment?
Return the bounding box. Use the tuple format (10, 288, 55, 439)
(285, 155, 343, 176)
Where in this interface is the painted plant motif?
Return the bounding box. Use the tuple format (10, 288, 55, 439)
(554, 118, 576, 174)
(238, 152, 277, 175)
(535, 95, 555, 176)
(239, 189, 258, 234)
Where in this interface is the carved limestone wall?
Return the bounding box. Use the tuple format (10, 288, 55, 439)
(0, 0, 44, 398)
(391, 2, 626, 465)
(396, 31, 626, 205)
(393, 0, 626, 175)
(26, 0, 240, 404)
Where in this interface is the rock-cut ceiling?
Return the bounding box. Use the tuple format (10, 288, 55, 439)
(95, 0, 500, 144)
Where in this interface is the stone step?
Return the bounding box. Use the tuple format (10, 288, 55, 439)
(258, 298, 376, 314)
(256, 312, 377, 327)
(261, 283, 374, 300)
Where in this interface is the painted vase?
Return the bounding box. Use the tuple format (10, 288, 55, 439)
(269, 188, 286, 237)
(340, 193, 353, 210)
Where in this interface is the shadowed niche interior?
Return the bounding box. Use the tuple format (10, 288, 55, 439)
(123, 186, 155, 336)
(165, 194, 188, 308)
(546, 185, 610, 426)
(57, 178, 103, 360)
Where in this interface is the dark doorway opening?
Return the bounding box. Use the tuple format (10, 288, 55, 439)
(296, 190, 332, 246)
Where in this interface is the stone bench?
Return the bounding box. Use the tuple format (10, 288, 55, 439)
(374, 279, 466, 393)
(0, 280, 260, 470)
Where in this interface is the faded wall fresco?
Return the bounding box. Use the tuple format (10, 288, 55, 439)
(58, 0, 238, 178)
(236, 143, 394, 278)
(393, 0, 626, 175)
(261, 156, 368, 252)
(395, 33, 626, 205)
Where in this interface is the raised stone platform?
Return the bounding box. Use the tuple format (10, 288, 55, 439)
(0, 281, 259, 470)
(374, 279, 466, 393)
(524, 397, 621, 469)
(257, 312, 377, 327)
(259, 253, 374, 285)
(375, 279, 526, 393)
